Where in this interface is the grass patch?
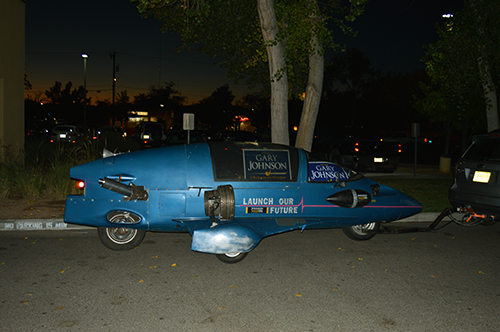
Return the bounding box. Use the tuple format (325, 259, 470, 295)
(371, 178, 454, 213)
(1, 138, 132, 200)
(1, 137, 141, 200)
(14, 167, 45, 199)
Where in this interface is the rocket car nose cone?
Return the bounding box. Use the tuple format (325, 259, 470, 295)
(399, 193, 423, 218)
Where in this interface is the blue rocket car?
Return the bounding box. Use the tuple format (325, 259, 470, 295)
(64, 142, 422, 263)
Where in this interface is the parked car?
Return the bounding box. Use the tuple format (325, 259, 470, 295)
(50, 125, 87, 143)
(165, 130, 207, 145)
(313, 126, 401, 173)
(96, 126, 126, 138)
(133, 121, 166, 146)
(449, 131, 500, 225)
(382, 132, 432, 145)
(64, 141, 422, 263)
(26, 120, 53, 141)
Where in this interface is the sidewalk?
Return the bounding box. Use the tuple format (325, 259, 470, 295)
(0, 164, 451, 232)
(0, 219, 92, 231)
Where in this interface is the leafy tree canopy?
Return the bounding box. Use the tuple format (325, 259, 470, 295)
(133, 82, 186, 110)
(45, 81, 88, 106)
(417, 0, 500, 135)
(131, 0, 366, 95)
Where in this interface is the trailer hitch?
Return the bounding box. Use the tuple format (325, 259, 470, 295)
(378, 206, 497, 235)
(377, 207, 454, 234)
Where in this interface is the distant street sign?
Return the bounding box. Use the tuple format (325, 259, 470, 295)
(183, 113, 195, 130)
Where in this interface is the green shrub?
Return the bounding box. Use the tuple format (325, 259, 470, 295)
(45, 161, 77, 198)
(0, 165, 10, 198)
(14, 166, 45, 199)
(1, 138, 141, 200)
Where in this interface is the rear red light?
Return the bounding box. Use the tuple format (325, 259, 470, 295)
(77, 181, 85, 189)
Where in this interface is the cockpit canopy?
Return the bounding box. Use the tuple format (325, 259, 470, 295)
(208, 142, 362, 183)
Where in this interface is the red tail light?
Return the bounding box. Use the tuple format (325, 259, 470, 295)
(77, 181, 85, 189)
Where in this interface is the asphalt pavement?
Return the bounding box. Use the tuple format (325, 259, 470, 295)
(1, 224, 499, 331)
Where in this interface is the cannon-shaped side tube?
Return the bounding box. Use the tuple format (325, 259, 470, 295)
(326, 189, 371, 208)
(99, 178, 149, 202)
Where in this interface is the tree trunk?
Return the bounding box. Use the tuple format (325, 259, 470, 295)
(478, 57, 499, 132)
(472, 0, 499, 133)
(443, 114, 451, 156)
(295, 33, 324, 152)
(257, 0, 289, 145)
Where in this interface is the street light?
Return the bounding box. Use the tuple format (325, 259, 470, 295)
(82, 53, 88, 127)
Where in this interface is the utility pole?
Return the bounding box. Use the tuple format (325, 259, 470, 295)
(158, 44, 162, 87)
(110, 52, 116, 106)
(82, 53, 88, 127)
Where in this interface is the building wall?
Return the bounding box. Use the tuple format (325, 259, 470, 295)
(0, 0, 25, 153)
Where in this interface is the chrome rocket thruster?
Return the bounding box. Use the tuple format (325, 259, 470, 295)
(326, 189, 371, 208)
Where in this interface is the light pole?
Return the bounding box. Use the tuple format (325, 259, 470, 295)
(82, 53, 88, 127)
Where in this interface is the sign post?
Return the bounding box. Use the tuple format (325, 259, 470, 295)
(411, 123, 420, 178)
(183, 113, 195, 144)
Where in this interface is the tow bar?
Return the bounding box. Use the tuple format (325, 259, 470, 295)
(426, 207, 454, 230)
(377, 207, 497, 234)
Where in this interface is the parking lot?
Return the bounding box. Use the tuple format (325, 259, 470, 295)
(1, 222, 499, 331)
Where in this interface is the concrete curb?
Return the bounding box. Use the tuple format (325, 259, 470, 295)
(0, 219, 93, 231)
(0, 213, 445, 232)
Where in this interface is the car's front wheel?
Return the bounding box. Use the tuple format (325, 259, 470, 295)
(216, 252, 248, 264)
(342, 222, 380, 241)
(97, 227, 146, 250)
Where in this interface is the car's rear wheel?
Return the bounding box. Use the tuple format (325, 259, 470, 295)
(342, 222, 380, 241)
(216, 252, 248, 264)
(97, 227, 146, 250)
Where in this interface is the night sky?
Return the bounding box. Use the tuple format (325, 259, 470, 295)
(25, 0, 463, 105)
(348, 0, 462, 73)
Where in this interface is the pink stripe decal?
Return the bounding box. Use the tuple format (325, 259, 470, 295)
(240, 196, 421, 213)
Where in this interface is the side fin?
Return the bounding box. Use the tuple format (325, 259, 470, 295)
(191, 224, 261, 254)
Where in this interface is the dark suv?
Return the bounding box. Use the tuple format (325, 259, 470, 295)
(449, 131, 500, 223)
(312, 126, 401, 173)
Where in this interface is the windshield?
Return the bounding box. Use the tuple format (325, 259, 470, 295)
(464, 137, 500, 162)
(209, 142, 299, 182)
(306, 152, 363, 182)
